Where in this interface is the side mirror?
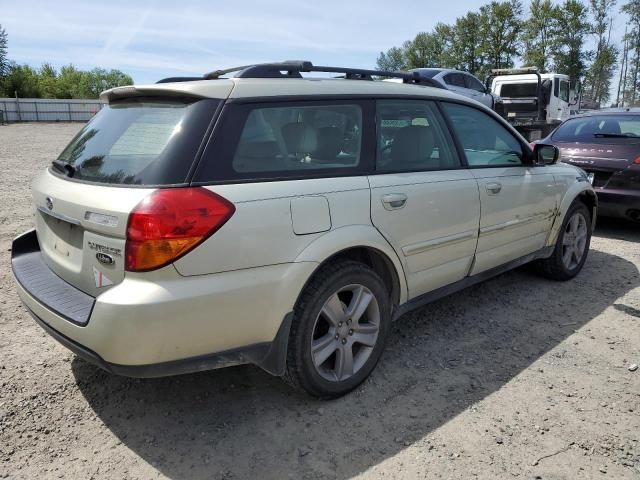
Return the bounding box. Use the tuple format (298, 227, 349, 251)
(533, 143, 559, 165)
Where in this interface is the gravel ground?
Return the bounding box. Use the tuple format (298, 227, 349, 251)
(0, 123, 639, 480)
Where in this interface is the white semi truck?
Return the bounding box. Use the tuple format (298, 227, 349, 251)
(488, 67, 576, 141)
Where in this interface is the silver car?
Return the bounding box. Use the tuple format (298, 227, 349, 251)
(409, 68, 499, 109)
(11, 61, 596, 398)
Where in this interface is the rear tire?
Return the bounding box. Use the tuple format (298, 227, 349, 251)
(537, 202, 592, 281)
(284, 260, 391, 398)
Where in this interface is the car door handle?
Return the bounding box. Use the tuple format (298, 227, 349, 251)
(486, 182, 502, 195)
(381, 193, 407, 210)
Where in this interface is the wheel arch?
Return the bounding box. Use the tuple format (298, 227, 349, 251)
(294, 225, 408, 308)
(257, 226, 407, 377)
(546, 182, 598, 248)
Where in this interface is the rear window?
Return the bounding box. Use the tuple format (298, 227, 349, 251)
(55, 97, 218, 185)
(500, 83, 538, 98)
(552, 115, 640, 143)
(444, 73, 465, 87)
(408, 69, 442, 79)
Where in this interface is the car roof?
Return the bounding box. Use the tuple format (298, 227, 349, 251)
(101, 77, 471, 103)
(571, 107, 640, 118)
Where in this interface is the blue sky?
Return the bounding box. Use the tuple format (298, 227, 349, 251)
(0, 0, 629, 85)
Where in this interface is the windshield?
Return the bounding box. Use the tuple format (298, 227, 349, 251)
(56, 97, 218, 185)
(500, 83, 538, 98)
(551, 115, 640, 143)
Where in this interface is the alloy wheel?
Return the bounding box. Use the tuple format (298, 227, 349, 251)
(562, 211, 588, 270)
(310, 284, 381, 382)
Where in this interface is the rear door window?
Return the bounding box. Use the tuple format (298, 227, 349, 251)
(55, 98, 219, 185)
(559, 80, 570, 103)
(376, 100, 460, 171)
(464, 74, 485, 92)
(194, 100, 373, 182)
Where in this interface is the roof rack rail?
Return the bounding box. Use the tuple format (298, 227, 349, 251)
(157, 61, 444, 88)
(156, 76, 204, 84)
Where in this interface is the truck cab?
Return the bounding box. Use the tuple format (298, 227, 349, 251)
(490, 68, 573, 141)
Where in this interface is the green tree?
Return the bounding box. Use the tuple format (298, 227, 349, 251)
(401, 25, 456, 70)
(522, 0, 559, 72)
(376, 46, 406, 71)
(450, 12, 485, 74)
(37, 63, 60, 98)
(583, 0, 618, 105)
(622, 0, 640, 104)
(82, 68, 133, 97)
(56, 64, 86, 98)
(0, 24, 8, 77)
(2, 64, 41, 97)
(551, 0, 591, 85)
(405, 32, 438, 68)
(479, 0, 523, 73)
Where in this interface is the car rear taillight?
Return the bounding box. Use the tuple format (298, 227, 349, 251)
(125, 188, 235, 272)
(634, 156, 640, 165)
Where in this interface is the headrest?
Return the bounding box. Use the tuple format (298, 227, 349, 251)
(281, 123, 318, 155)
(235, 140, 280, 159)
(390, 125, 435, 164)
(315, 127, 344, 161)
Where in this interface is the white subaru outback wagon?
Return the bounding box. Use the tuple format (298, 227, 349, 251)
(11, 61, 597, 398)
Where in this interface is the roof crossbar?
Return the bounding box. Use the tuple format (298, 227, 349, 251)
(157, 61, 443, 88)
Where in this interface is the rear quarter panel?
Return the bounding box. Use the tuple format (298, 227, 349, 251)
(173, 177, 373, 275)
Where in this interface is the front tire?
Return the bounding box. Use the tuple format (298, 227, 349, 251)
(537, 202, 592, 281)
(284, 261, 391, 398)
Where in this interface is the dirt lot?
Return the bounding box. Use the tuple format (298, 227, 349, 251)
(0, 123, 638, 480)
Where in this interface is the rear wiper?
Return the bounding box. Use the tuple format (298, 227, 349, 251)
(51, 159, 76, 177)
(593, 132, 637, 138)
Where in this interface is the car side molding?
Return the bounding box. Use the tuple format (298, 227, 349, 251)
(393, 246, 554, 320)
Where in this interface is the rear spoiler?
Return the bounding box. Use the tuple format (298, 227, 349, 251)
(100, 86, 206, 103)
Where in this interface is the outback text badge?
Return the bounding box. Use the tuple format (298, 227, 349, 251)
(96, 252, 115, 265)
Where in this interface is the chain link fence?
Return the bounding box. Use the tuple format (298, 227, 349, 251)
(0, 98, 104, 123)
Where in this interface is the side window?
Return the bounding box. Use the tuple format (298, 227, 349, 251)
(444, 73, 465, 88)
(231, 104, 362, 173)
(559, 80, 570, 103)
(376, 100, 459, 172)
(442, 102, 525, 167)
(464, 74, 486, 93)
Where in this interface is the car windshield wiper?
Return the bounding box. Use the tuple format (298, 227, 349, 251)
(51, 159, 76, 177)
(593, 132, 638, 138)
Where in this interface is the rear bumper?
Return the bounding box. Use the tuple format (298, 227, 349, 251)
(24, 304, 291, 378)
(11, 230, 315, 376)
(12, 230, 94, 326)
(596, 189, 640, 220)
